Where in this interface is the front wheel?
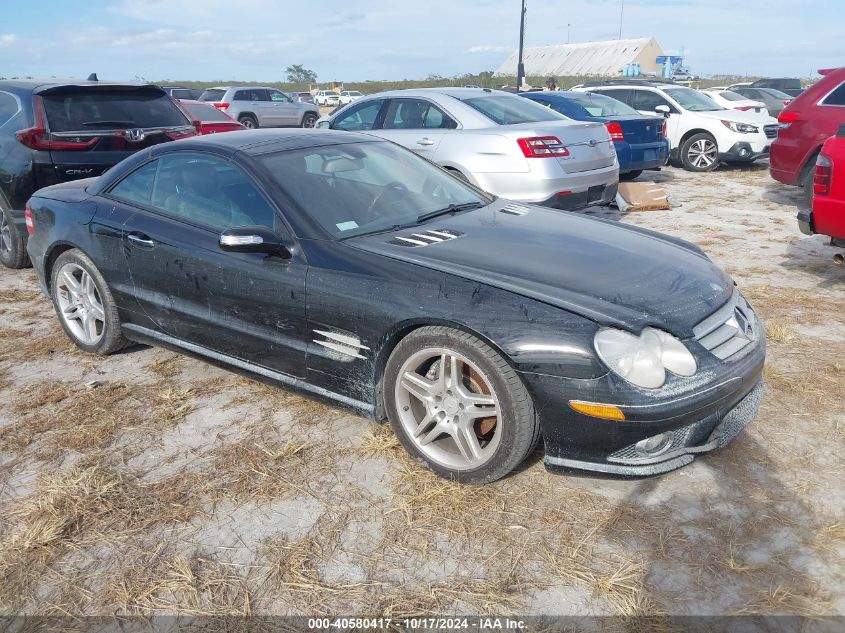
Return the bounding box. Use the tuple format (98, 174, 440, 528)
(50, 249, 128, 355)
(680, 133, 719, 172)
(384, 326, 539, 484)
(239, 115, 258, 129)
(301, 113, 318, 128)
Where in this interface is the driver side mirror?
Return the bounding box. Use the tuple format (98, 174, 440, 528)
(316, 120, 330, 129)
(219, 226, 290, 258)
(655, 105, 671, 117)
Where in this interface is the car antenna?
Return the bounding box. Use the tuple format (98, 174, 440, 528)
(87, 73, 98, 82)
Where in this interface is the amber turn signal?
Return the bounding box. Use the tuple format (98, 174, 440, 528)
(568, 400, 626, 421)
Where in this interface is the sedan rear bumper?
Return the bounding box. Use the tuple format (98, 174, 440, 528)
(616, 140, 669, 173)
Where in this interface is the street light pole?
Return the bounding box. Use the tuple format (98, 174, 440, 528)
(619, 0, 624, 40)
(567, 23, 571, 44)
(516, 0, 526, 93)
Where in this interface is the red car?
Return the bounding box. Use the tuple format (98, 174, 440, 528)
(175, 99, 245, 135)
(799, 125, 845, 260)
(770, 67, 845, 204)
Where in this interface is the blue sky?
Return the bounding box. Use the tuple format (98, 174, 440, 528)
(1, 0, 842, 82)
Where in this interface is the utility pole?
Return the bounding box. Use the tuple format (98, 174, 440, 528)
(516, 0, 526, 93)
(567, 23, 571, 44)
(619, 0, 624, 40)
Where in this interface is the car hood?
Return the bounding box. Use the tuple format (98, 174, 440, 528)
(348, 200, 733, 338)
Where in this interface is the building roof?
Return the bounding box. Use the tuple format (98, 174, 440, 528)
(495, 37, 661, 77)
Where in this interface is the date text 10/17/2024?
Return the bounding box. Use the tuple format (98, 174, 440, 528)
(307, 618, 528, 630)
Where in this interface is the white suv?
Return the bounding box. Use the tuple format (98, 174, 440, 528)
(575, 82, 779, 171)
(314, 90, 341, 107)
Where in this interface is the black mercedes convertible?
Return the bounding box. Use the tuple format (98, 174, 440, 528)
(25, 129, 765, 483)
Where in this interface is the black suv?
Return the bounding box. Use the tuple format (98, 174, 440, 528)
(0, 80, 196, 269)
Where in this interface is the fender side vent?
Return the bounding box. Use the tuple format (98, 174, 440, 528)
(500, 203, 531, 216)
(389, 229, 463, 247)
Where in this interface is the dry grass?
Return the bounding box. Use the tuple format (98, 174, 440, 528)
(765, 319, 798, 344)
(0, 465, 196, 610)
(0, 288, 41, 303)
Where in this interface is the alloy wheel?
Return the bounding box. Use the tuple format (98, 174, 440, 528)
(395, 347, 501, 471)
(688, 139, 717, 169)
(55, 263, 106, 345)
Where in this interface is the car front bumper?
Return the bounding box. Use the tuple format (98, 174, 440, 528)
(522, 329, 766, 478)
(719, 141, 770, 162)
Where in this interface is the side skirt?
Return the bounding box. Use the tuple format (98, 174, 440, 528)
(122, 323, 376, 418)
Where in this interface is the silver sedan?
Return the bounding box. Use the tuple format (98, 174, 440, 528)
(316, 88, 618, 209)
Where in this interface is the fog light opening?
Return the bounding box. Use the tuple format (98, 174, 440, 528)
(739, 147, 750, 158)
(635, 432, 674, 456)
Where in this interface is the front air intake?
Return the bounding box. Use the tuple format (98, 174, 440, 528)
(389, 229, 463, 247)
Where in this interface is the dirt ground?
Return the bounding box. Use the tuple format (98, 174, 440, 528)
(0, 162, 843, 627)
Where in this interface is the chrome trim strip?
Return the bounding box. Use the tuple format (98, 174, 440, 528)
(425, 230, 457, 239)
(394, 236, 428, 245)
(314, 339, 366, 359)
(313, 329, 369, 350)
(693, 292, 738, 339)
(544, 454, 694, 475)
(122, 324, 374, 413)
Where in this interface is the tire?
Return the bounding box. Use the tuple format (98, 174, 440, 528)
(49, 249, 128, 355)
(301, 113, 318, 128)
(0, 207, 31, 269)
(619, 170, 643, 181)
(680, 133, 719, 172)
(239, 115, 258, 129)
(383, 326, 539, 484)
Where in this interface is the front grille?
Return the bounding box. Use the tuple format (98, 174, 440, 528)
(764, 124, 778, 139)
(388, 228, 463, 247)
(693, 291, 760, 360)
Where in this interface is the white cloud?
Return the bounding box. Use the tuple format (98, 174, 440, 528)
(466, 45, 513, 54)
(0, 33, 15, 47)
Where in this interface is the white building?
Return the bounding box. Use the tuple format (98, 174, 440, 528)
(495, 37, 664, 78)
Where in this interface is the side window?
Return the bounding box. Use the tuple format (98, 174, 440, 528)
(256, 90, 272, 102)
(383, 99, 456, 130)
(0, 92, 20, 129)
(822, 83, 845, 106)
(333, 100, 384, 131)
(109, 161, 159, 207)
(149, 153, 276, 231)
(234, 90, 250, 101)
(632, 90, 672, 112)
(171, 89, 192, 100)
(269, 90, 290, 102)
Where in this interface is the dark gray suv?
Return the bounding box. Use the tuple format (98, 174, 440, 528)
(198, 86, 319, 129)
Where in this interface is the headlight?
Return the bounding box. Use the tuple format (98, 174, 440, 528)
(721, 120, 758, 134)
(594, 327, 697, 389)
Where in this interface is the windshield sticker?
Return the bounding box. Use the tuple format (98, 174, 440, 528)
(336, 220, 359, 231)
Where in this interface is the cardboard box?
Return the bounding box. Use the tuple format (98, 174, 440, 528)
(615, 181, 670, 212)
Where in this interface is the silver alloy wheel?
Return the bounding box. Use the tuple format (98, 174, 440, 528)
(0, 211, 11, 255)
(55, 263, 106, 345)
(688, 139, 718, 168)
(302, 114, 317, 128)
(241, 118, 256, 129)
(395, 347, 502, 471)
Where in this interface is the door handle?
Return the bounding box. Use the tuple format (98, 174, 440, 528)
(127, 233, 155, 248)
(416, 138, 435, 146)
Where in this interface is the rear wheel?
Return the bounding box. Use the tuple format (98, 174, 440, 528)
(384, 326, 539, 484)
(620, 170, 643, 181)
(0, 207, 30, 269)
(680, 133, 719, 172)
(301, 113, 318, 128)
(50, 249, 128, 355)
(239, 115, 258, 129)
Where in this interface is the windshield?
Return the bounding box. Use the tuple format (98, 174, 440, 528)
(199, 89, 226, 102)
(565, 92, 639, 117)
(717, 91, 746, 102)
(663, 88, 724, 112)
(461, 94, 565, 125)
(258, 141, 488, 238)
(761, 88, 793, 99)
(350, 92, 363, 96)
(182, 101, 233, 122)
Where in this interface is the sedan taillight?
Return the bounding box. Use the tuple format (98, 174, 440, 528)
(24, 202, 34, 235)
(517, 136, 570, 158)
(213, 102, 230, 110)
(605, 122, 624, 141)
(814, 154, 832, 196)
